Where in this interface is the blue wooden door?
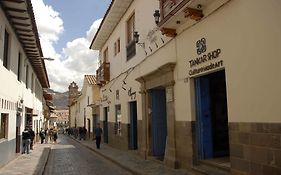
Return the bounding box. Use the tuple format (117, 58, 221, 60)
(129, 101, 138, 150)
(196, 77, 213, 159)
(151, 89, 167, 156)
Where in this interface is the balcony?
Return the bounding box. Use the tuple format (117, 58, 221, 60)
(158, 0, 206, 37)
(96, 62, 110, 84)
(126, 40, 136, 61)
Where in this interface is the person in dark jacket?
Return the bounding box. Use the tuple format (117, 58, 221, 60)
(29, 128, 35, 150)
(39, 128, 45, 144)
(53, 129, 58, 143)
(94, 123, 103, 149)
(22, 128, 31, 154)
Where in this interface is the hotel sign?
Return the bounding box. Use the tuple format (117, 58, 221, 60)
(188, 38, 223, 76)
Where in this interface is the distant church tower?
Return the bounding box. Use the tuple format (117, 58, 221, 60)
(68, 81, 78, 106)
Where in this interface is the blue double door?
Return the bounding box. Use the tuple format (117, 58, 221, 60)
(150, 89, 167, 158)
(195, 70, 229, 160)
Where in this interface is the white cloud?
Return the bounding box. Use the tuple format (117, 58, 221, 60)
(32, 0, 102, 92)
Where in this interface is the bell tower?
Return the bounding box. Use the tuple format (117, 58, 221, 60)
(68, 81, 78, 106)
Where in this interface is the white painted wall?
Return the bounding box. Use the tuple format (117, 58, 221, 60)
(0, 8, 44, 141)
(97, 0, 281, 125)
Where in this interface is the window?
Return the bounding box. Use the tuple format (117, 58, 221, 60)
(127, 13, 135, 44)
(103, 47, 108, 63)
(31, 73, 34, 93)
(115, 105, 122, 136)
(17, 53, 22, 81)
(114, 38, 120, 56)
(3, 30, 10, 69)
(0, 114, 9, 139)
(87, 96, 89, 105)
(25, 65, 29, 88)
(126, 13, 136, 60)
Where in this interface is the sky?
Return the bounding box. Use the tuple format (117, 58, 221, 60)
(31, 0, 111, 92)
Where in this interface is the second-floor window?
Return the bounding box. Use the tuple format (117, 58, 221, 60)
(3, 29, 10, 69)
(17, 53, 22, 81)
(126, 13, 136, 60)
(114, 38, 120, 56)
(103, 47, 108, 63)
(127, 13, 135, 44)
(31, 73, 34, 93)
(25, 65, 29, 89)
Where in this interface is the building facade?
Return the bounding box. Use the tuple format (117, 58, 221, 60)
(68, 76, 100, 138)
(0, 0, 49, 167)
(90, 0, 281, 174)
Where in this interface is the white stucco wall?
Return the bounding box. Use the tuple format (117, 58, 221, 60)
(0, 8, 44, 141)
(97, 0, 281, 125)
(163, 0, 281, 123)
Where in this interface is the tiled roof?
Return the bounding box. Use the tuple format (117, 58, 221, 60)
(0, 0, 49, 88)
(85, 75, 97, 85)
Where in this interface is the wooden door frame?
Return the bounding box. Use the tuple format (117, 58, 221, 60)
(136, 62, 177, 168)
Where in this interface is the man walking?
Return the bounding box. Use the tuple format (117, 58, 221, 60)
(39, 128, 45, 144)
(29, 128, 35, 150)
(94, 123, 103, 149)
(22, 127, 31, 154)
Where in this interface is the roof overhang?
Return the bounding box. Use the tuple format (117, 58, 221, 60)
(90, 0, 134, 50)
(0, 0, 49, 88)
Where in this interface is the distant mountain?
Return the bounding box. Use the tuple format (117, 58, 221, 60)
(47, 89, 68, 110)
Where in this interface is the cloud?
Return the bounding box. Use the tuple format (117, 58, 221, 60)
(32, 0, 101, 92)
(86, 18, 102, 42)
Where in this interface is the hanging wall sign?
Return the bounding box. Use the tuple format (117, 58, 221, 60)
(128, 87, 136, 100)
(188, 38, 223, 76)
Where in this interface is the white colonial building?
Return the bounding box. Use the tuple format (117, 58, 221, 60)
(68, 75, 100, 138)
(91, 0, 281, 174)
(0, 0, 49, 167)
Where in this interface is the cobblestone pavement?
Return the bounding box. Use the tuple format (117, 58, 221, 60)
(43, 135, 132, 175)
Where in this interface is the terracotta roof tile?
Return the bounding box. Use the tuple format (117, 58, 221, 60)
(85, 75, 97, 85)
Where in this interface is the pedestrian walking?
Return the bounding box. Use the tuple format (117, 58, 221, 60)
(45, 128, 49, 143)
(22, 127, 31, 154)
(29, 128, 35, 150)
(79, 127, 83, 140)
(39, 128, 45, 144)
(94, 123, 103, 149)
(82, 127, 87, 140)
(53, 129, 58, 143)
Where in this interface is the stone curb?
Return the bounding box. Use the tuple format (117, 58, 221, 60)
(36, 146, 51, 175)
(69, 136, 143, 175)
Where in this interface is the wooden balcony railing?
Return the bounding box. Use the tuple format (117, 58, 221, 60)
(160, 0, 183, 18)
(96, 62, 110, 84)
(159, 0, 204, 37)
(126, 40, 136, 61)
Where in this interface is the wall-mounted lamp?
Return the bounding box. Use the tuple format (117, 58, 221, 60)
(134, 31, 145, 48)
(153, 10, 160, 25)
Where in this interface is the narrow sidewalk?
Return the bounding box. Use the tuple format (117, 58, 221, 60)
(70, 136, 196, 175)
(0, 143, 51, 175)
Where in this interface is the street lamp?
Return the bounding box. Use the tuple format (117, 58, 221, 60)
(153, 10, 160, 25)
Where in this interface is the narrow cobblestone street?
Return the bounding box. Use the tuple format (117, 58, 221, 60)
(43, 135, 132, 175)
